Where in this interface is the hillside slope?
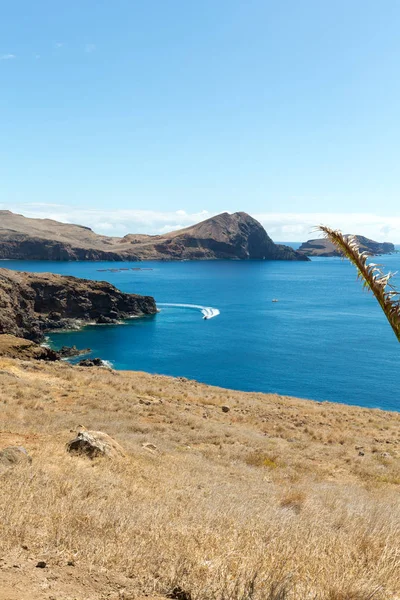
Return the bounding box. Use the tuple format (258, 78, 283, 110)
(0, 210, 308, 261)
(0, 356, 399, 599)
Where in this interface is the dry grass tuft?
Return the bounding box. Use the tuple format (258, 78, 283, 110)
(279, 489, 306, 513)
(245, 451, 280, 469)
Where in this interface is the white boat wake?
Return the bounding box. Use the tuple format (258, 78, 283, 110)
(158, 303, 220, 319)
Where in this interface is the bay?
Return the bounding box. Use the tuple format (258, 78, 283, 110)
(1, 251, 399, 411)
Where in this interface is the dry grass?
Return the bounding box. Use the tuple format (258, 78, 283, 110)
(0, 357, 399, 599)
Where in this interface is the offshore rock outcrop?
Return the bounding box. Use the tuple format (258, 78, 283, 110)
(0, 210, 308, 261)
(0, 268, 156, 342)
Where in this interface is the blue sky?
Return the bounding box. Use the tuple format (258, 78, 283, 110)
(1, 0, 399, 241)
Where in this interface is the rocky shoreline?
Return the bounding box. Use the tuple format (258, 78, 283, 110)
(0, 268, 157, 343)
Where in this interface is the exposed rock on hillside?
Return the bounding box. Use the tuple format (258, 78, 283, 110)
(67, 429, 126, 459)
(0, 268, 156, 342)
(0, 210, 308, 261)
(298, 235, 395, 257)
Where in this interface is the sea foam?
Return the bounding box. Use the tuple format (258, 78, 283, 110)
(158, 303, 220, 319)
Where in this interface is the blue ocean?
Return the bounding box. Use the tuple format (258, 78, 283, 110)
(1, 249, 399, 411)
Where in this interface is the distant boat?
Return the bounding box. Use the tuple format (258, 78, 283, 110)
(272, 299, 279, 303)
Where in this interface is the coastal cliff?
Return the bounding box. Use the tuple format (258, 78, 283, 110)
(0, 210, 308, 261)
(0, 268, 156, 342)
(297, 235, 395, 257)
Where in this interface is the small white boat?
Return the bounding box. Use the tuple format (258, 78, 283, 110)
(272, 299, 279, 303)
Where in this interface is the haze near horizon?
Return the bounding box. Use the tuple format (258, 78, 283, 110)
(0, 1, 399, 241)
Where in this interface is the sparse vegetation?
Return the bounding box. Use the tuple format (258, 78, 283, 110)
(0, 355, 399, 599)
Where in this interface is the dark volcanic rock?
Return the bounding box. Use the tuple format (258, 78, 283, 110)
(96, 315, 118, 324)
(298, 236, 395, 257)
(0, 268, 157, 342)
(78, 358, 104, 367)
(0, 210, 308, 262)
(58, 345, 91, 358)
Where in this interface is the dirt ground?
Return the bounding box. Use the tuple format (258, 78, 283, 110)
(0, 553, 162, 600)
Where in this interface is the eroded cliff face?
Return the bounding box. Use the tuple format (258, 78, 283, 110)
(0, 210, 308, 261)
(0, 268, 156, 342)
(0, 237, 128, 261)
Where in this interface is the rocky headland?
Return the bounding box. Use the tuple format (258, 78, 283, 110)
(297, 235, 395, 257)
(0, 268, 156, 343)
(0, 210, 308, 261)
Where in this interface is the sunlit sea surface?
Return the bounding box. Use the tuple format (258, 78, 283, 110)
(2, 246, 399, 411)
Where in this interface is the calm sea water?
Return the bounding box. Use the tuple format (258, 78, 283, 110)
(1, 250, 399, 411)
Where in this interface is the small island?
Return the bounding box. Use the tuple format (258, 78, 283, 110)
(297, 235, 395, 257)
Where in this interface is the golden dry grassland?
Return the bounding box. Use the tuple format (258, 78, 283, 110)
(0, 355, 399, 599)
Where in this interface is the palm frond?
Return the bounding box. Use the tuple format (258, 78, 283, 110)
(316, 225, 400, 342)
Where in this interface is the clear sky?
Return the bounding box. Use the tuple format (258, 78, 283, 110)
(1, 0, 399, 241)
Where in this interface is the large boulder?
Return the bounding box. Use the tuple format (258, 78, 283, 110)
(66, 430, 126, 459)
